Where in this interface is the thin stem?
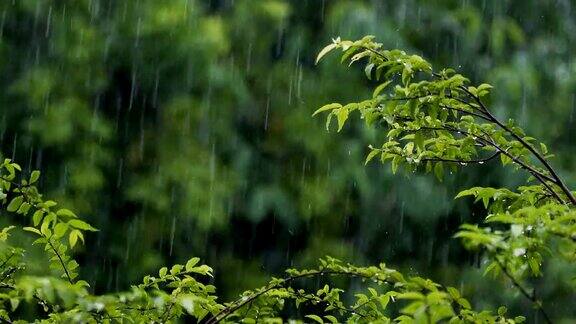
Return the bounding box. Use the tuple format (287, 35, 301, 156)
(438, 104, 492, 122)
(462, 88, 576, 205)
(475, 125, 563, 203)
(419, 122, 563, 202)
(420, 152, 500, 164)
(403, 117, 559, 191)
(0, 252, 16, 271)
(46, 237, 73, 284)
(495, 259, 552, 324)
(205, 270, 391, 324)
(380, 95, 430, 101)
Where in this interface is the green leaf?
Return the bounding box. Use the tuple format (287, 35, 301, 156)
(7, 196, 23, 212)
(335, 108, 349, 132)
(33, 210, 44, 226)
(305, 315, 324, 323)
(188, 264, 213, 277)
(397, 292, 425, 300)
(446, 287, 460, 299)
(365, 148, 380, 165)
(325, 113, 333, 131)
(56, 208, 77, 218)
(23, 227, 42, 235)
(69, 230, 79, 248)
(313, 103, 342, 117)
(434, 162, 444, 181)
(373, 81, 392, 97)
(40, 222, 51, 237)
(171, 264, 183, 275)
(483, 261, 499, 277)
(391, 156, 401, 174)
(457, 298, 472, 310)
(76, 230, 85, 244)
(315, 43, 338, 64)
(53, 223, 68, 238)
(477, 83, 493, 97)
(9, 298, 19, 312)
(68, 219, 98, 231)
(364, 63, 374, 80)
(17, 202, 31, 215)
(500, 153, 512, 165)
(29, 170, 40, 184)
(186, 257, 200, 271)
(454, 188, 477, 199)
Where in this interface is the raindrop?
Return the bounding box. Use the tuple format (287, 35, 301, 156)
(45, 6, 52, 38)
(169, 215, 176, 256)
(264, 98, 270, 130)
(246, 42, 252, 73)
(399, 202, 405, 234)
(117, 158, 124, 188)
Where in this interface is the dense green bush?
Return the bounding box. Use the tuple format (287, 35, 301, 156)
(0, 36, 573, 323)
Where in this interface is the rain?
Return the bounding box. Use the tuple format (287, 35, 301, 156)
(0, 0, 573, 322)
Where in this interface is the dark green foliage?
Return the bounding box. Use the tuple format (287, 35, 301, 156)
(0, 36, 572, 323)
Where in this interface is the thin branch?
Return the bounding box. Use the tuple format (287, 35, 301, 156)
(205, 270, 392, 324)
(475, 128, 564, 203)
(46, 237, 73, 284)
(380, 95, 430, 101)
(409, 121, 563, 202)
(528, 171, 565, 204)
(420, 152, 500, 165)
(447, 94, 480, 111)
(462, 88, 576, 205)
(0, 252, 16, 271)
(438, 104, 492, 122)
(495, 259, 552, 324)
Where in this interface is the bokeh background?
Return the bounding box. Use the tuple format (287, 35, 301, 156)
(0, 0, 575, 321)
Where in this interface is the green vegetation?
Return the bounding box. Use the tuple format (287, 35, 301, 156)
(0, 35, 573, 323)
(0, 0, 575, 322)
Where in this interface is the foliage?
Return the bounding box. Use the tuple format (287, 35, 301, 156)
(312, 36, 576, 322)
(2, 2, 576, 318)
(0, 159, 521, 322)
(0, 35, 573, 322)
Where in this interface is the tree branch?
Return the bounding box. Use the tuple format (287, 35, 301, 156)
(461, 88, 576, 205)
(205, 270, 392, 324)
(495, 258, 552, 324)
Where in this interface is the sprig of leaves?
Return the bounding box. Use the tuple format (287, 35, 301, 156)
(206, 256, 522, 323)
(314, 37, 575, 206)
(314, 36, 575, 323)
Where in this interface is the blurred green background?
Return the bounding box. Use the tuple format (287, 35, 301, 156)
(0, 0, 574, 320)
